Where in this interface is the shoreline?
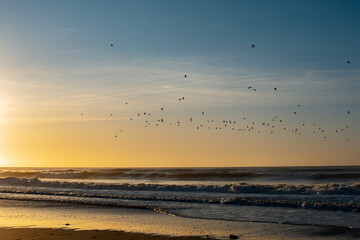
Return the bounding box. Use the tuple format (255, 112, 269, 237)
(0, 199, 360, 240)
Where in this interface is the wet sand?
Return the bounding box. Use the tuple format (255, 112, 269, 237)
(0, 228, 212, 240)
(0, 200, 359, 240)
(1, 226, 360, 240)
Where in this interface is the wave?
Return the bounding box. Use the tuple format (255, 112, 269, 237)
(0, 169, 264, 180)
(0, 187, 359, 212)
(0, 177, 360, 195)
(1, 167, 360, 182)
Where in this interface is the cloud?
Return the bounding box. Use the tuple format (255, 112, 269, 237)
(1, 55, 359, 123)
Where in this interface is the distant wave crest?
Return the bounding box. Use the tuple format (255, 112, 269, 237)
(1, 167, 360, 182)
(0, 177, 359, 195)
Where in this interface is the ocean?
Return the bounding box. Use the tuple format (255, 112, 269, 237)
(0, 166, 359, 231)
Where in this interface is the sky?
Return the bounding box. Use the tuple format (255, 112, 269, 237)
(0, 0, 359, 167)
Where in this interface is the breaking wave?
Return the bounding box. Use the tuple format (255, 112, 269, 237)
(1, 167, 360, 182)
(0, 177, 359, 212)
(0, 177, 359, 195)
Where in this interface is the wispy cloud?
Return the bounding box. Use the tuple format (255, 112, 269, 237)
(1, 55, 358, 123)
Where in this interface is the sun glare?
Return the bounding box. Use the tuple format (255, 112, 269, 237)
(0, 157, 5, 166)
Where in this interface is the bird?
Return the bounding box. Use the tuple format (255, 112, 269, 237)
(274, 88, 277, 91)
(347, 60, 350, 64)
(294, 112, 297, 114)
(182, 97, 185, 100)
(161, 107, 163, 111)
(184, 75, 187, 78)
(348, 111, 350, 114)
(202, 112, 204, 115)
(248, 86, 253, 90)
(251, 44, 255, 48)
(297, 104, 301, 107)
(110, 44, 113, 47)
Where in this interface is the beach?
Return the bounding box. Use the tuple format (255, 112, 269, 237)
(1, 226, 359, 240)
(1, 1, 359, 239)
(0, 167, 359, 239)
(0, 228, 211, 240)
(0, 199, 359, 240)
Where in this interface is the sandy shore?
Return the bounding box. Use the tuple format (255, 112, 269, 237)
(0, 228, 213, 240)
(1, 200, 359, 240)
(2, 227, 360, 240)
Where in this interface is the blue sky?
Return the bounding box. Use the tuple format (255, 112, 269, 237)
(0, 0, 359, 166)
(2, 0, 360, 66)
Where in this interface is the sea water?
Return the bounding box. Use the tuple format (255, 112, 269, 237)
(0, 167, 359, 236)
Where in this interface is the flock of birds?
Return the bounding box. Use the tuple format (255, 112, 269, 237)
(80, 43, 353, 142)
